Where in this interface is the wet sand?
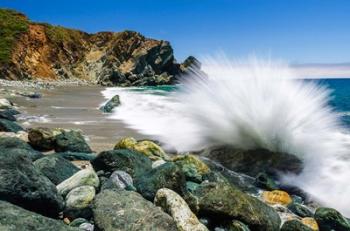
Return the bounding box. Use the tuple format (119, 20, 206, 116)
(8, 85, 147, 152)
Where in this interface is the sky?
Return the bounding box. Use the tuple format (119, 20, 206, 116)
(1, 0, 350, 66)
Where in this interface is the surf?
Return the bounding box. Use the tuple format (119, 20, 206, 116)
(103, 57, 350, 216)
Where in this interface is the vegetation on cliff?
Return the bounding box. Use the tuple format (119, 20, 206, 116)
(0, 9, 29, 63)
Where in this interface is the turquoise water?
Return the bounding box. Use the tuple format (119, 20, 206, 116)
(320, 79, 350, 127)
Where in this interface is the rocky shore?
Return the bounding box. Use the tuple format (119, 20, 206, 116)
(0, 9, 200, 87)
(0, 94, 349, 231)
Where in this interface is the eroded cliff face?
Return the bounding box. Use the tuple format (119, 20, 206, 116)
(0, 9, 195, 86)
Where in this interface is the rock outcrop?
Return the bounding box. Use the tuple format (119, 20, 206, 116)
(0, 9, 196, 86)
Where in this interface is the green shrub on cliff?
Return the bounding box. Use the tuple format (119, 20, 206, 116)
(45, 24, 85, 45)
(0, 9, 29, 63)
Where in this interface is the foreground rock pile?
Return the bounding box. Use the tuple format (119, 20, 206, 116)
(0, 99, 349, 231)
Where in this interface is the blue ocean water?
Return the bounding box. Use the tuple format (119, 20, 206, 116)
(318, 79, 350, 127)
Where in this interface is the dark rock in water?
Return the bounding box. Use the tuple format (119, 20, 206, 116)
(201, 146, 303, 177)
(0, 137, 43, 160)
(181, 55, 202, 70)
(91, 149, 152, 178)
(4, 108, 20, 115)
(0, 200, 78, 231)
(202, 157, 257, 193)
(280, 220, 313, 231)
(287, 203, 314, 218)
(134, 162, 186, 200)
(0, 118, 24, 132)
(254, 172, 278, 191)
(314, 207, 350, 231)
(18, 91, 42, 98)
(0, 149, 64, 217)
(92, 189, 177, 231)
(53, 151, 96, 161)
(188, 182, 281, 231)
(99, 95, 120, 113)
(55, 130, 92, 153)
(34, 155, 80, 185)
(0, 109, 17, 121)
(28, 127, 62, 151)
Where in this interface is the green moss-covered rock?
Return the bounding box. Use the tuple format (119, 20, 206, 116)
(0, 137, 43, 160)
(0, 200, 78, 231)
(34, 155, 80, 185)
(93, 189, 177, 231)
(173, 154, 210, 183)
(69, 218, 88, 227)
(28, 127, 63, 151)
(53, 151, 96, 161)
(189, 182, 281, 231)
(54, 130, 92, 153)
(254, 172, 278, 190)
(287, 203, 313, 218)
(100, 95, 120, 113)
(56, 168, 99, 197)
(226, 220, 251, 231)
(0, 149, 64, 217)
(314, 207, 350, 231)
(281, 220, 313, 231)
(91, 149, 152, 178)
(64, 186, 95, 220)
(134, 162, 186, 200)
(114, 137, 169, 160)
(0, 118, 23, 132)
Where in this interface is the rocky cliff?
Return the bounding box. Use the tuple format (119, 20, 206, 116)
(0, 9, 196, 86)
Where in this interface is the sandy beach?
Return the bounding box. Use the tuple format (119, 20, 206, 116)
(4, 85, 147, 152)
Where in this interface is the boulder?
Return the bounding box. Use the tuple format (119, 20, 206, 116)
(228, 220, 251, 231)
(0, 109, 17, 121)
(301, 217, 319, 231)
(101, 170, 134, 191)
(281, 220, 314, 231)
(0, 118, 23, 132)
(134, 162, 186, 200)
(254, 172, 278, 190)
(34, 155, 80, 185)
(57, 168, 99, 196)
(55, 130, 92, 153)
(287, 203, 314, 218)
(114, 137, 169, 160)
(0, 137, 43, 161)
(100, 95, 120, 113)
(173, 154, 210, 183)
(0, 149, 64, 217)
(91, 149, 152, 178)
(28, 127, 63, 151)
(262, 190, 293, 206)
(314, 207, 350, 231)
(64, 186, 95, 219)
(0, 200, 78, 231)
(155, 188, 208, 231)
(0, 98, 13, 109)
(201, 146, 303, 177)
(93, 189, 177, 231)
(189, 182, 281, 231)
(54, 151, 96, 161)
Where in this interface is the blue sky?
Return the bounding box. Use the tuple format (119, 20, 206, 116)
(1, 0, 350, 64)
